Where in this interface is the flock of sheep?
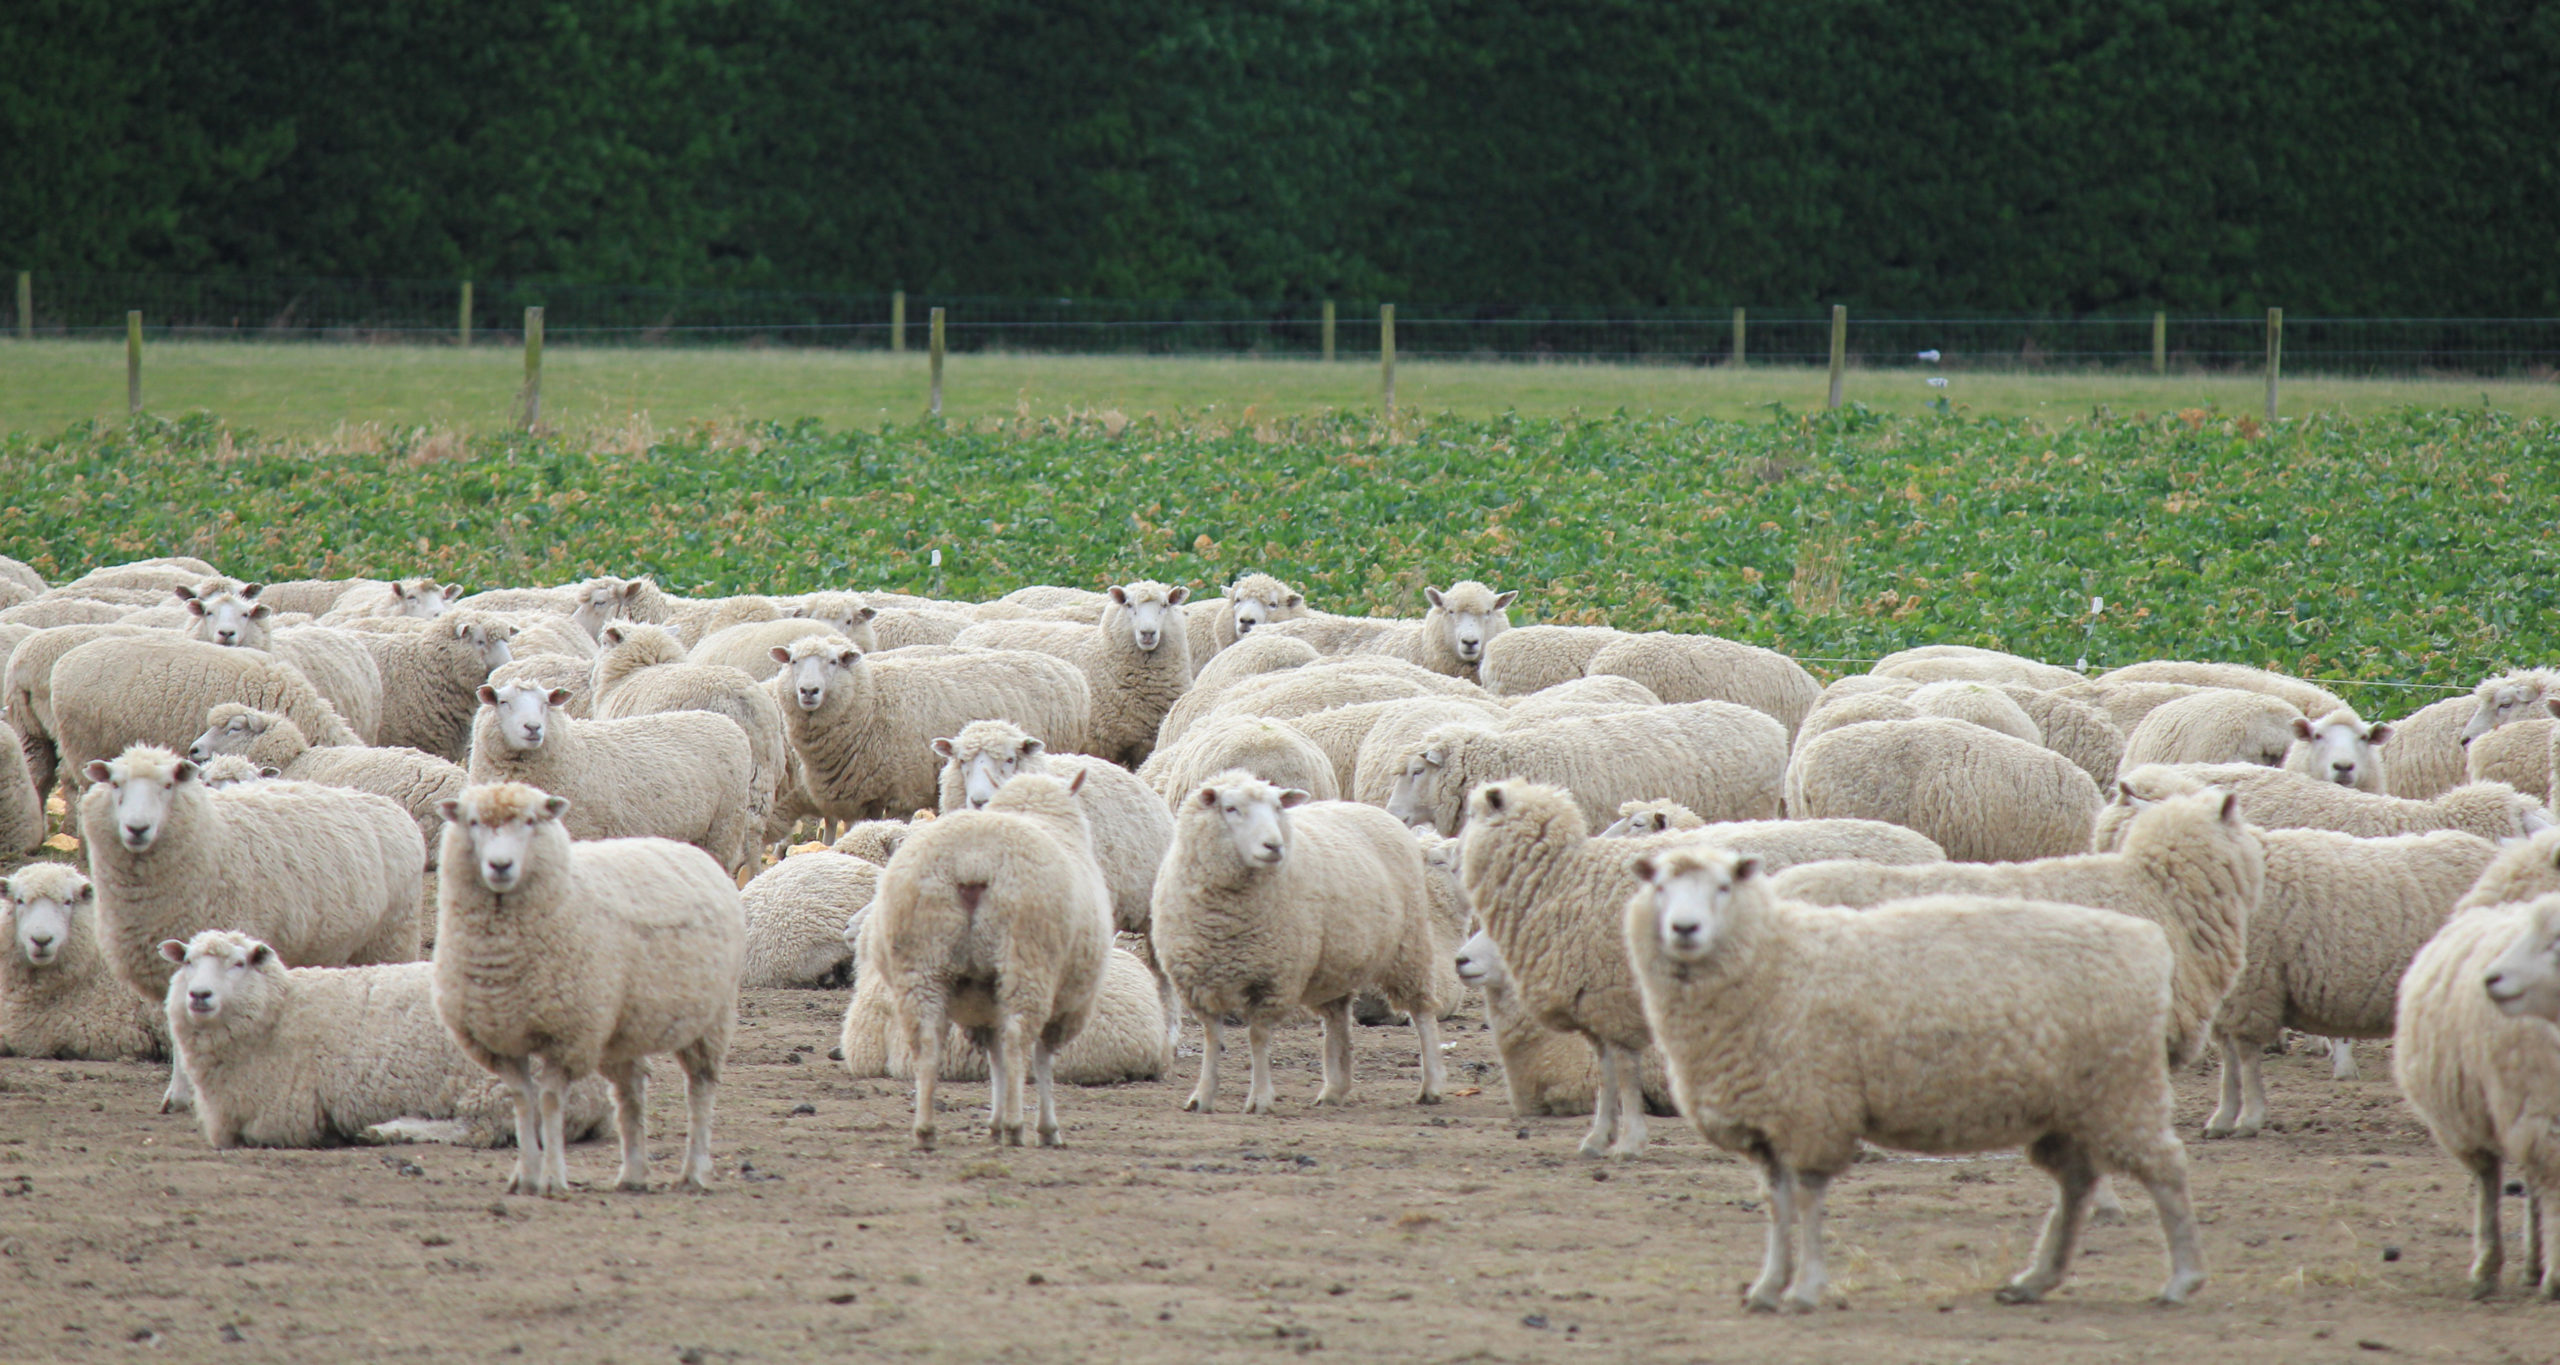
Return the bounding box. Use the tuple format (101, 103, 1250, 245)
(7, 555, 2560, 1313)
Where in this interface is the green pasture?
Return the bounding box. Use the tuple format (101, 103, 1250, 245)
(4, 339, 2557, 437)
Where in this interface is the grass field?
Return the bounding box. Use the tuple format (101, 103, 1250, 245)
(4, 339, 2559, 435)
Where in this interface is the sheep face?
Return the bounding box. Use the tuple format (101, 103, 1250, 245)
(1453, 926, 1506, 991)
(2291, 710, 2389, 788)
(185, 587, 270, 648)
(1386, 748, 1448, 833)
(159, 932, 275, 1023)
(568, 577, 640, 640)
(7, 881, 88, 968)
(476, 683, 566, 751)
(1197, 778, 1307, 867)
(1423, 583, 1518, 666)
(933, 731, 1043, 810)
(2463, 674, 2552, 744)
(793, 594, 877, 638)
(188, 705, 274, 763)
(438, 788, 572, 893)
(449, 614, 516, 671)
(1226, 575, 1304, 636)
(1109, 583, 1190, 654)
(83, 751, 199, 852)
(1602, 810, 1670, 838)
(2485, 896, 2560, 1023)
(392, 579, 458, 619)
(1630, 846, 1762, 965)
(197, 756, 275, 788)
(775, 640, 862, 712)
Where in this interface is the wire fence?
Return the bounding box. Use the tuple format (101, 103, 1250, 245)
(12, 272, 2560, 377)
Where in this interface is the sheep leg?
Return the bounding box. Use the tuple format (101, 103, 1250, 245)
(2465, 1152, 2506, 1299)
(1605, 1044, 1649, 1160)
(2088, 1176, 2126, 1224)
(908, 996, 946, 1150)
(1184, 1012, 1222, 1114)
(2204, 1032, 2245, 1138)
(990, 1014, 1027, 1147)
(1032, 1039, 1062, 1148)
(159, 1055, 195, 1115)
(2530, 1190, 2551, 1296)
(1782, 1170, 1833, 1313)
(1578, 1042, 1622, 1159)
(2328, 1038, 2359, 1082)
(1998, 1133, 2098, 1304)
(1313, 999, 1354, 1106)
(606, 1058, 650, 1192)
(676, 1044, 719, 1192)
(490, 1055, 544, 1196)
(1245, 1018, 1279, 1115)
(1410, 1006, 1445, 1105)
(536, 1066, 572, 1196)
(2129, 1148, 2207, 1305)
(1744, 1157, 1797, 1313)
(2209, 1035, 2268, 1139)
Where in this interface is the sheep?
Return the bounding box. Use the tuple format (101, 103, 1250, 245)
(489, 607, 598, 663)
(2459, 669, 2559, 745)
(314, 577, 458, 623)
(2052, 678, 2212, 735)
(1500, 673, 1660, 719)
(1641, 815, 1948, 867)
(932, 719, 1173, 941)
(433, 782, 743, 1193)
(2385, 689, 2490, 800)
(1479, 624, 1626, 696)
(159, 930, 614, 1149)
(872, 770, 1113, 1147)
(186, 704, 467, 867)
(1793, 690, 1920, 749)
(2458, 828, 2560, 911)
(1904, 679, 2041, 743)
(193, 754, 273, 788)
(1148, 714, 1341, 806)
(62, 558, 217, 595)
(1256, 610, 1416, 656)
(1774, 788, 2262, 1069)
(81, 747, 425, 1107)
(2468, 717, 2555, 803)
(1154, 771, 1447, 1114)
(995, 585, 1110, 616)
(1784, 718, 2102, 862)
(690, 610, 877, 682)
(2396, 893, 2560, 1298)
(1183, 572, 1310, 677)
(1452, 926, 1675, 1119)
(660, 593, 785, 648)
(1164, 655, 1482, 752)
(5, 621, 155, 794)
(2, 863, 164, 1060)
(0, 598, 131, 629)
(1336, 696, 1508, 805)
(180, 585, 388, 744)
(469, 682, 755, 876)
(2283, 706, 2391, 792)
(1386, 701, 1787, 837)
(1870, 644, 2085, 690)
(2117, 688, 2304, 774)
(952, 581, 1192, 766)
(2092, 660, 2344, 718)
(1151, 634, 1324, 745)
(1625, 848, 2205, 1309)
(833, 818, 917, 865)
(1458, 781, 1724, 1157)
(2095, 762, 2548, 845)
(1600, 798, 1706, 838)
(1997, 683, 2125, 789)
(772, 635, 1090, 822)
(0, 555, 45, 601)
(590, 622, 787, 850)
(338, 612, 520, 762)
(486, 654, 590, 719)
(563, 575, 675, 641)
(868, 607, 971, 652)
(839, 931, 1169, 1086)
(0, 719, 40, 861)
(1582, 632, 1819, 738)
(53, 632, 369, 800)
(740, 850, 878, 988)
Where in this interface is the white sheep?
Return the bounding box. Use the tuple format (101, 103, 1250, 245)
(1478, 624, 1626, 696)
(867, 606, 972, 652)
(339, 612, 520, 761)
(486, 654, 591, 719)
(740, 850, 878, 988)
(932, 719, 1173, 944)
(1386, 700, 1787, 837)
(193, 755, 273, 788)
(1148, 713, 1342, 804)
(591, 622, 787, 851)
(1153, 771, 1447, 1114)
(1869, 643, 2085, 690)
(187, 704, 466, 868)
(1792, 689, 1921, 749)
(1165, 654, 1485, 754)
(2397, 893, 2560, 1297)
(2384, 689, 2489, 800)
(952, 581, 1192, 765)
(160, 930, 613, 1149)
(1582, 631, 1820, 738)
(2093, 660, 2344, 717)
(2468, 716, 2555, 803)
(433, 781, 744, 1194)
(1626, 814, 1947, 866)
(2051, 677, 2211, 735)
(2, 863, 163, 1060)
(314, 577, 458, 622)
(659, 593, 785, 648)
(1150, 634, 1324, 745)
(1784, 718, 2102, 862)
(2119, 688, 2303, 769)
(1452, 925, 1674, 1118)
(773, 636, 1090, 822)
(1330, 695, 1509, 805)
(0, 718, 40, 861)
(832, 818, 918, 865)
(873, 770, 1112, 1147)
(1903, 678, 2042, 743)
(469, 682, 755, 876)
(2459, 669, 2559, 745)
(690, 609, 877, 682)
(2097, 762, 2548, 844)
(1182, 572, 1309, 677)
(49, 633, 364, 796)
(0, 598, 131, 629)
(838, 931, 1169, 1086)
(2283, 705, 2391, 791)
(180, 585, 388, 744)
(1624, 847, 2205, 1309)
(2458, 828, 2560, 912)
(1998, 683, 2125, 789)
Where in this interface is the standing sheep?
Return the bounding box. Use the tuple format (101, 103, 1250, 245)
(873, 771, 1112, 1147)
(1583, 632, 1819, 738)
(2094, 660, 2345, 717)
(2384, 688, 2490, 801)
(1147, 714, 1342, 805)
(2119, 688, 2303, 770)
(0, 718, 40, 861)
(773, 636, 1090, 821)
(1783, 718, 2102, 863)
(348, 612, 519, 762)
(1479, 624, 1626, 696)
(50, 634, 363, 796)
(433, 782, 744, 1194)
(1386, 701, 1787, 837)
(1154, 772, 1447, 1114)
(690, 610, 877, 682)
(591, 622, 787, 849)
(1870, 644, 2085, 690)
(1151, 633, 1323, 746)
(2468, 715, 2556, 803)
(952, 581, 1192, 766)
(2283, 706, 2391, 791)
(2, 863, 164, 1060)
(469, 683, 755, 876)
(932, 719, 1173, 944)
(1997, 683, 2126, 790)
(1183, 572, 1309, 677)
(187, 704, 467, 869)
(1624, 848, 2205, 1309)
(2096, 762, 2547, 844)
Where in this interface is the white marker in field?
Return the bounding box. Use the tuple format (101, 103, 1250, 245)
(1926, 377, 1949, 388)
(1917, 349, 1942, 363)
(931, 550, 942, 568)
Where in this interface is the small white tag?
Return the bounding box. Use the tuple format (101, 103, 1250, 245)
(931, 550, 943, 568)
(2090, 596, 2104, 614)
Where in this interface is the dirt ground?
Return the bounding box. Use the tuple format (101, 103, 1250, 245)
(3, 991, 2555, 1364)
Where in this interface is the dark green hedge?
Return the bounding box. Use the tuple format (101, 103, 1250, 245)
(8, 0, 2557, 312)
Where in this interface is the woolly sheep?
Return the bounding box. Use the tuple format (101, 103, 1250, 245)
(0, 719, 39, 861)
(1166, 655, 1484, 752)
(2093, 660, 2344, 718)
(1870, 644, 2084, 690)
(1600, 798, 1706, 838)
(1775, 789, 2261, 1069)
(187, 704, 467, 868)
(1149, 714, 1341, 805)
(832, 818, 917, 865)
(1904, 679, 2041, 744)
(1646, 815, 1948, 867)
(2459, 669, 2559, 745)
(562, 576, 674, 641)
(0, 555, 45, 603)
(1183, 572, 1310, 677)
(1479, 624, 1626, 696)
(660, 593, 785, 648)
(2457, 828, 2560, 912)
(0, 598, 130, 629)
(2052, 678, 2211, 735)
(1784, 718, 2101, 862)
(1154, 771, 1447, 1114)
(2397, 893, 2560, 1297)
(2283, 706, 2391, 792)
(180, 586, 387, 744)
(160, 931, 613, 1149)
(1255, 611, 1414, 656)
(1151, 634, 1324, 745)
(740, 850, 878, 988)
(2118, 688, 2302, 773)
(63, 559, 216, 595)
(868, 607, 971, 652)
(486, 654, 591, 720)
(2467, 716, 2555, 802)
(314, 577, 458, 622)
(1997, 684, 2126, 789)
(995, 585, 1110, 616)
(470, 682, 754, 875)
(339, 612, 519, 762)
(2096, 762, 2548, 845)
(772, 635, 1089, 821)
(690, 611, 877, 682)
(1452, 926, 1675, 1119)
(591, 622, 787, 848)
(952, 581, 1192, 766)
(1500, 672, 1661, 718)
(932, 719, 1173, 941)
(1340, 696, 1509, 805)
(194, 755, 273, 788)
(1624, 848, 2204, 1309)
(1583, 632, 1819, 739)
(839, 931, 1169, 1086)
(1387, 700, 1787, 837)
(1792, 691, 1920, 749)
(48, 629, 369, 795)
(2385, 690, 2488, 800)
(2, 863, 163, 1060)
(873, 770, 1112, 1147)
(434, 782, 742, 1193)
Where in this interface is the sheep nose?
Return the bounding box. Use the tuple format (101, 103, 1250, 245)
(522, 726, 543, 743)
(188, 744, 209, 761)
(27, 933, 51, 949)
(188, 989, 213, 1008)
(485, 858, 514, 878)
(1235, 620, 1255, 634)
(124, 823, 150, 841)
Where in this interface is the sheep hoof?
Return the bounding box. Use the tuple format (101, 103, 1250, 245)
(2469, 1276, 2501, 1302)
(1742, 1289, 1784, 1314)
(1993, 1282, 2047, 1305)
(1415, 1090, 1444, 1106)
(1780, 1292, 1821, 1315)
(615, 1176, 650, 1193)
(1182, 1092, 1210, 1114)
(2156, 1271, 2205, 1305)
(913, 1126, 937, 1151)
(1038, 1129, 1063, 1149)
(1576, 1135, 1610, 1159)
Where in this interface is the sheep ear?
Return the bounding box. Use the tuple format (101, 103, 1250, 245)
(172, 759, 198, 785)
(1276, 788, 1311, 808)
(1108, 586, 1129, 606)
(930, 737, 957, 759)
(436, 798, 465, 825)
(247, 602, 271, 619)
(2546, 698, 2560, 719)
(2115, 779, 2138, 804)
(1732, 855, 1761, 882)
(258, 765, 280, 779)
(477, 685, 501, 705)
(858, 605, 878, 621)
(601, 624, 625, 644)
(2367, 722, 2393, 746)
(73, 883, 94, 904)
(1424, 586, 1446, 609)
(84, 760, 114, 784)
(1422, 747, 1445, 767)
(185, 598, 209, 618)
(540, 795, 571, 822)
(544, 688, 572, 708)
(769, 645, 793, 664)
(439, 585, 460, 603)
(1198, 787, 1220, 807)
(240, 583, 264, 600)
(1283, 592, 1302, 608)
(1491, 590, 1518, 610)
(2219, 790, 2242, 824)
(171, 585, 199, 602)
(158, 939, 190, 964)
(836, 647, 862, 666)
(1483, 786, 1506, 812)
(1629, 855, 1658, 883)
(1067, 769, 1087, 794)
(247, 942, 274, 967)
(2289, 716, 2315, 741)
(1021, 738, 1045, 758)
(1165, 586, 1190, 606)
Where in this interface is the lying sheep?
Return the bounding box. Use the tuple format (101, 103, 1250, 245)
(1774, 789, 2262, 1069)
(51, 633, 364, 796)
(873, 771, 1112, 1147)
(1583, 632, 1819, 738)
(2, 864, 163, 1059)
(2096, 763, 2547, 845)
(161, 930, 614, 1149)
(1869, 644, 2084, 690)
(1624, 847, 2204, 1309)
(1387, 700, 1787, 837)
(434, 782, 744, 1194)
(839, 935, 1169, 1086)
(470, 683, 755, 875)
(2397, 893, 2560, 1298)
(1478, 624, 1625, 696)
(740, 850, 878, 988)
(953, 582, 1192, 765)
(1783, 718, 2103, 862)
(2120, 688, 2303, 770)
(2283, 706, 2391, 792)
(187, 704, 467, 869)
(591, 622, 786, 850)
(1154, 772, 1447, 1114)
(773, 636, 1089, 822)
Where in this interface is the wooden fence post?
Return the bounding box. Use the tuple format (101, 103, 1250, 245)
(1731, 306, 1746, 367)
(1322, 299, 1336, 363)
(126, 310, 142, 414)
(2151, 310, 2165, 374)
(521, 306, 544, 431)
(928, 306, 946, 418)
(892, 291, 907, 354)
(2264, 307, 2283, 423)
(459, 281, 473, 348)
(1826, 304, 1847, 409)
(1380, 304, 1396, 419)
(16, 272, 29, 340)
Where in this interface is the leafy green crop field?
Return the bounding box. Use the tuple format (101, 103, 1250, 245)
(3, 405, 2550, 722)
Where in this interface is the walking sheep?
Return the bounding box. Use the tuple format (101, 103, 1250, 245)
(433, 782, 744, 1194)
(2, 863, 163, 1060)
